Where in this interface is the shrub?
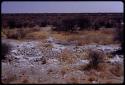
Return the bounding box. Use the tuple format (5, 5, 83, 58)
(28, 22, 35, 28)
(4, 28, 27, 40)
(105, 22, 113, 28)
(6, 29, 19, 39)
(7, 19, 16, 29)
(114, 22, 123, 42)
(76, 18, 91, 30)
(17, 29, 27, 39)
(62, 19, 75, 31)
(15, 23, 23, 28)
(93, 23, 100, 30)
(1, 43, 11, 60)
(84, 49, 106, 70)
(1, 32, 7, 38)
(52, 21, 65, 31)
(23, 22, 28, 28)
(53, 18, 91, 32)
(40, 21, 48, 27)
(113, 23, 124, 55)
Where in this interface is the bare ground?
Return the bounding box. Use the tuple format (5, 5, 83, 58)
(1, 36, 124, 84)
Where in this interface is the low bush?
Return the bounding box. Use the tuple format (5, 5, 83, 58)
(1, 43, 11, 60)
(1, 32, 7, 38)
(7, 19, 16, 29)
(40, 21, 48, 27)
(52, 18, 91, 32)
(5, 29, 26, 39)
(84, 50, 106, 70)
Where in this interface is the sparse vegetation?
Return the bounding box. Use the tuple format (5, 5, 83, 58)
(2, 29, 27, 40)
(2, 43, 11, 60)
(1, 13, 123, 84)
(51, 29, 116, 45)
(2, 13, 123, 30)
(25, 31, 48, 40)
(110, 63, 123, 77)
(58, 49, 77, 64)
(83, 49, 106, 70)
(7, 19, 16, 29)
(2, 27, 46, 40)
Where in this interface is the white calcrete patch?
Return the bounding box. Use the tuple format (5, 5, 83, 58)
(108, 55, 123, 63)
(52, 43, 66, 52)
(76, 60, 89, 65)
(96, 45, 121, 53)
(46, 58, 60, 64)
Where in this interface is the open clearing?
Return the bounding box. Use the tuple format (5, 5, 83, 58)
(1, 29, 124, 84)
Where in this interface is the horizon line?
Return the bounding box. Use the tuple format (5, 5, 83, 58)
(2, 12, 123, 14)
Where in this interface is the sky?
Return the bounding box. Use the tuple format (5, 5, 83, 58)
(1, 1, 123, 13)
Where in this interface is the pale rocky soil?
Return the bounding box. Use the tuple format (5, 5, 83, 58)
(1, 37, 124, 84)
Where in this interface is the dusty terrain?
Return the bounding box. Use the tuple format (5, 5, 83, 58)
(1, 28, 124, 84)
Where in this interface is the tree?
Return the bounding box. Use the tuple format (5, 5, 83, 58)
(7, 19, 16, 29)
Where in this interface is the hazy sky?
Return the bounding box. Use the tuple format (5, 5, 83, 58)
(1, 1, 123, 13)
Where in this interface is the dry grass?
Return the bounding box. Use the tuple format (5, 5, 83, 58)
(51, 32, 69, 42)
(2, 29, 17, 39)
(70, 29, 114, 45)
(1, 31, 7, 38)
(24, 31, 49, 40)
(2, 27, 116, 45)
(42, 43, 53, 49)
(51, 29, 116, 45)
(60, 65, 73, 76)
(87, 75, 97, 83)
(109, 63, 124, 77)
(65, 76, 80, 84)
(1, 28, 123, 84)
(83, 62, 124, 83)
(2, 28, 28, 39)
(2, 74, 17, 84)
(58, 49, 77, 64)
(73, 52, 90, 60)
(1, 27, 45, 40)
